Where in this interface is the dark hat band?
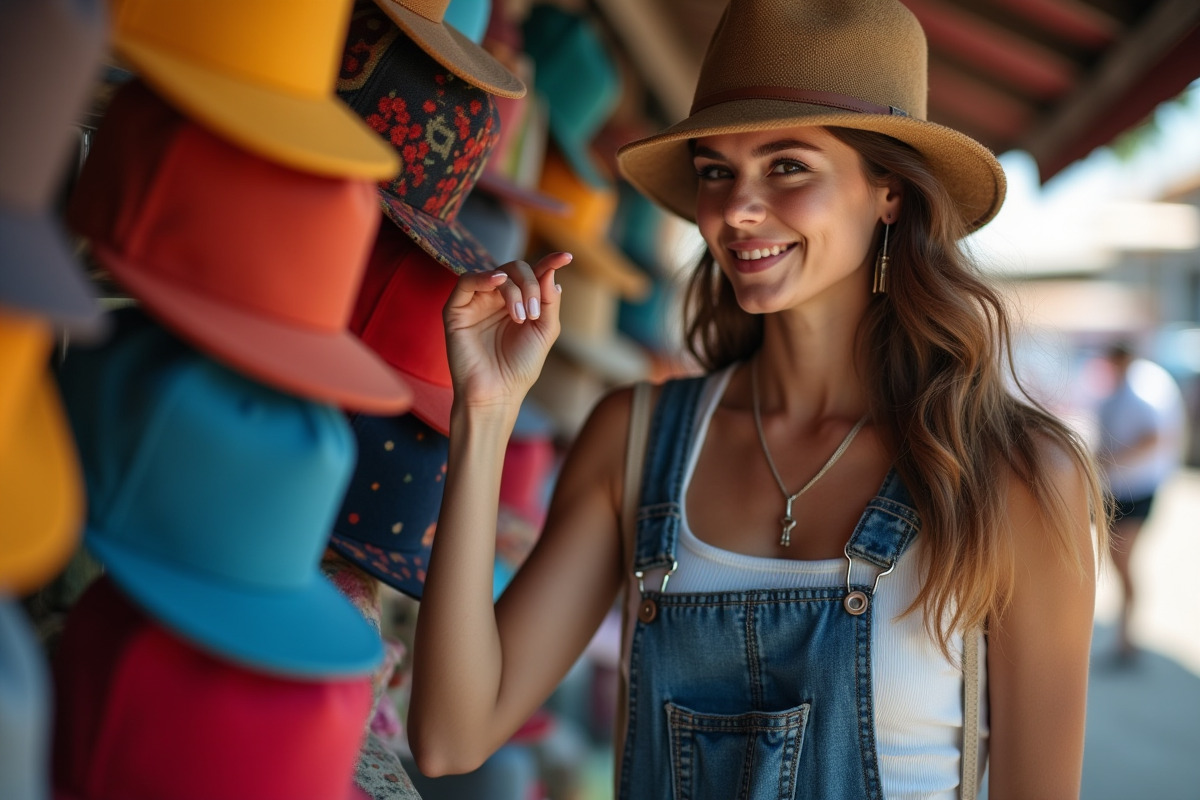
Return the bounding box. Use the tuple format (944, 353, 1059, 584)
(691, 86, 907, 118)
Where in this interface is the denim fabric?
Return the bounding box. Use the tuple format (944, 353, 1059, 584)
(619, 376, 919, 800)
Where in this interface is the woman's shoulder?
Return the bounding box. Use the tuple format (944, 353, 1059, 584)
(1000, 427, 1097, 566)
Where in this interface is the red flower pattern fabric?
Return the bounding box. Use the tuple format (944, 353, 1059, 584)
(337, 1, 502, 274)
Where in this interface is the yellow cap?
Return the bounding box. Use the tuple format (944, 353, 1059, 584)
(110, 0, 399, 180)
(0, 312, 83, 593)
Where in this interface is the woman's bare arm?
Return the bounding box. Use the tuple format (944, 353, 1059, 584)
(987, 444, 1097, 799)
(407, 253, 632, 775)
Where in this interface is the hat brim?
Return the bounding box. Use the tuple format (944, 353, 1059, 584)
(616, 99, 1006, 233)
(115, 38, 399, 181)
(550, 128, 612, 190)
(0, 210, 107, 340)
(380, 193, 498, 275)
(386, 369, 451, 437)
(528, 218, 651, 300)
(86, 533, 383, 678)
(94, 243, 413, 415)
(373, 0, 525, 100)
(327, 534, 429, 601)
(475, 171, 569, 215)
(0, 372, 82, 594)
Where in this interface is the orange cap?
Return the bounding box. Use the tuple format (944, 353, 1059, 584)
(0, 311, 82, 593)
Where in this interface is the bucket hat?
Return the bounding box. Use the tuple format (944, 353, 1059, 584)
(369, 0, 524, 98)
(523, 4, 622, 189)
(108, 0, 397, 179)
(351, 224, 459, 434)
(616, 0, 1006, 232)
(0, 0, 106, 338)
(528, 151, 650, 300)
(339, 1, 504, 275)
(327, 412, 449, 600)
(57, 311, 383, 678)
(53, 577, 373, 800)
(68, 81, 412, 415)
(444, 0, 492, 47)
(469, 6, 567, 215)
(0, 312, 83, 595)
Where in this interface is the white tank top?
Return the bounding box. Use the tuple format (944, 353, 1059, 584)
(666, 365, 988, 800)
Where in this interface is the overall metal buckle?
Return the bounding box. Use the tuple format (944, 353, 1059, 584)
(634, 561, 677, 623)
(843, 545, 896, 616)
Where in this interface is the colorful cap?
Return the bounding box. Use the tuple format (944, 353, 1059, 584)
(108, 0, 398, 179)
(351, 224, 459, 435)
(0, 0, 107, 337)
(53, 577, 372, 800)
(67, 81, 412, 414)
(523, 4, 621, 189)
(0, 311, 83, 594)
(57, 311, 383, 678)
(339, 1, 503, 274)
(328, 412, 448, 600)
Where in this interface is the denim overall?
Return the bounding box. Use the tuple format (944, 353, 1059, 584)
(618, 376, 920, 800)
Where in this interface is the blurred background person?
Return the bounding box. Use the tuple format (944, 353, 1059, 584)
(1095, 341, 1187, 663)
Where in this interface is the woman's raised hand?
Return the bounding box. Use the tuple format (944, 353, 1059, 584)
(443, 251, 573, 420)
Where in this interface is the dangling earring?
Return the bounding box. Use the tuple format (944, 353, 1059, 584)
(873, 221, 891, 295)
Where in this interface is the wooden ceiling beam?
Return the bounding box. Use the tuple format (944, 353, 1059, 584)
(928, 62, 1035, 142)
(981, 0, 1120, 48)
(1022, 0, 1200, 177)
(905, 0, 1079, 98)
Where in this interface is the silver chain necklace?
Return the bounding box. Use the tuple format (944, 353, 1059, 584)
(750, 359, 868, 547)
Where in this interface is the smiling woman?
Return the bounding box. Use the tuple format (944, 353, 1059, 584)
(406, 2, 1107, 799)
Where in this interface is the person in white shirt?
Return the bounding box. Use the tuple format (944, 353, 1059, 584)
(1096, 341, 1186, 661)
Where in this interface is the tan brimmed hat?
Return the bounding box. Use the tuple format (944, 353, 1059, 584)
(617, 0, 1006, 233)
(371, 0, 525, 99)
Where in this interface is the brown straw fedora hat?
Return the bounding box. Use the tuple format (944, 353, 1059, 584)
(616, 0, 1006, 233)
(371, 0, 525, 99)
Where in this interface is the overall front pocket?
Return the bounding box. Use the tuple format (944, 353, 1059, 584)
(665, 701, 811, 800)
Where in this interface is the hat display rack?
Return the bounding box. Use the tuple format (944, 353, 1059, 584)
(6, 0, 747, 797)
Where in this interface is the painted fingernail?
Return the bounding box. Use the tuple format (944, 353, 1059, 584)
(528, 297, 540, 319)
(555, 283, 563, 293)
(561, 252, 573, 262)
(515, 301, 527, 321)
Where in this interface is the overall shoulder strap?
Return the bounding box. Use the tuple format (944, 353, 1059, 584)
(961, 627, 984, 799)
(621, 381, 655, 570)
(614, 381, 654, 793)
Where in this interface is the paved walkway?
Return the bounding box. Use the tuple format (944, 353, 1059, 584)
(1081, 468, 1200, 799)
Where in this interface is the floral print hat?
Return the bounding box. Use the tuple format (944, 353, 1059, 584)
(338, 0, 503, 274)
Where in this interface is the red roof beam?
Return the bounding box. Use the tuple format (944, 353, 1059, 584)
(984, 0, 1120, 49)
(904, 0, 1079, 99)
(928, 62, 1035, 142)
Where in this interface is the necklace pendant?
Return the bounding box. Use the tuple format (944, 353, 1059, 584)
(780, 496, 798, 547)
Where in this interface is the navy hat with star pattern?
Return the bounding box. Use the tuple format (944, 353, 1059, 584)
(327, 412, 448, 599)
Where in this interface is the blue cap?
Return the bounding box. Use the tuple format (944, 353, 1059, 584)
(57, 310, 382, 678)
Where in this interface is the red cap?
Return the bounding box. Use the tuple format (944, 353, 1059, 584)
(67, 81, 411, 414)
(53, 578, 371, 800)
(351, 224, 458, 434)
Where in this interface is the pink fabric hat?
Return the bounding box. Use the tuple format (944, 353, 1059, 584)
(53, 577, 372, 800)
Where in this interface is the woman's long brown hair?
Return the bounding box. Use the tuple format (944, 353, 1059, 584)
(682, 127, 1107, 654)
